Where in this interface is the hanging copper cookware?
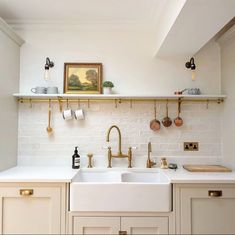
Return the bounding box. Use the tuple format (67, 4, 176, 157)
(174, 99, 183, 127)
(162, 100, 172, 127)
(150, 101, 161, 131)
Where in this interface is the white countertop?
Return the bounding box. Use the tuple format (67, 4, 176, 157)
(0, 166, 235, 183)
(0, 166, 79, 183)
(164, 168, 235, 183)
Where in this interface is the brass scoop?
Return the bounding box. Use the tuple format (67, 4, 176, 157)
(46, 99, 53, 133)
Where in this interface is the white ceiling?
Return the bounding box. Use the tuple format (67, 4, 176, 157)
(0, 0, 167, 24)
(1, 0, 233, 58)
(156, 0, 235, 58)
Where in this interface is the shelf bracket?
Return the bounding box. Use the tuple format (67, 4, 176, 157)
(58, 97, 63, 112)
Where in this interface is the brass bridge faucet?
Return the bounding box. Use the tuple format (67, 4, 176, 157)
(146, 142, 156, 168)
(106, 125, 132, 168)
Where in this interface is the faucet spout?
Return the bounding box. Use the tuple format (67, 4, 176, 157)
(106, 125, 122, 155)
(148, 142, 152, 155)
(146, 142, 156, 168)
(106, 125, 132, 168)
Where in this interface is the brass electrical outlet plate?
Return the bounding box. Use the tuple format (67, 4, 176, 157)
(184, 142, 199, 151)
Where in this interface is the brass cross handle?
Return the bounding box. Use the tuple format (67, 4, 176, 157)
(87, 154, 93, 168)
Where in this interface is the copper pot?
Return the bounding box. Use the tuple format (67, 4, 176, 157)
(162, 101, 172, 127)
(174, 99, 183, 127)
(150, 101, 161, 131)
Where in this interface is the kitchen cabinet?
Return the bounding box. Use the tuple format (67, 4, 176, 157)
(121, 217, 168, 235)
(175, 184, 235, 234)
(71, 217, 120, 234)
(0, 183, 66, 234)
(69, 216, 169, 235)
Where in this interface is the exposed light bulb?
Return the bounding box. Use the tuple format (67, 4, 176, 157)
(44, 69, 50, 81)
(192, 70, 196, 81)
(43, 57, 54, 81)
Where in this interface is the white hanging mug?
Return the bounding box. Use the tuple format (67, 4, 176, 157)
(74, 109, 85, 120)
(62, 100, 73, 120)
(74, 99, 85, 120)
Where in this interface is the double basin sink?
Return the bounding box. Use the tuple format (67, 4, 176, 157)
(70, 169, 172, 212)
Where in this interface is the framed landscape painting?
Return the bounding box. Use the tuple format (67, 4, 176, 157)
(64, 63, 102, 94)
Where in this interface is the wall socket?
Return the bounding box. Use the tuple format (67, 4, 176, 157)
(184, 142, 199, 151)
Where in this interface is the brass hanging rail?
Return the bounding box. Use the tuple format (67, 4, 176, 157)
(14, 93, 226, 104)
(17, 97, 225, 104)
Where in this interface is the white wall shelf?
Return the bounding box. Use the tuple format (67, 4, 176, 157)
(13, 93, 226, 103)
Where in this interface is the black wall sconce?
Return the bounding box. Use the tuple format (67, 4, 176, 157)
(44, 57, 54, 81)
(185, 57, 196, 81)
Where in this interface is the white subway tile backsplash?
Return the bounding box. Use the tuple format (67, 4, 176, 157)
(18, 101, 223, 166)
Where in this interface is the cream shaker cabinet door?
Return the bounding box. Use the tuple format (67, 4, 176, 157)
(0, 186, 62, 234)
(71, 217, 120, 235)
(178, 185, 235, 235)
(121, 217, 169, 235)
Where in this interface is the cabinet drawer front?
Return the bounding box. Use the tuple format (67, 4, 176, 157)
(121, 217, 169, 235)
(182, 187, 235, 199)
(179, 186, 235, 235)
(0, 186, 59, 198)
(72, 217, 120, 235)
(0, 186, 62, 234)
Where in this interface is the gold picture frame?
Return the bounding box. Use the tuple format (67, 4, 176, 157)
(64, 63, 102, 94)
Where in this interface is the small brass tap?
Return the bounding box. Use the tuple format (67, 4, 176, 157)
(87, 153, 93, 168)
(146, 142, 156, 168)
(106, 125, 132, 168)
(160, 157, 168, 169)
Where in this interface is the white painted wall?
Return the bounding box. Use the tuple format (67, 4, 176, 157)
(16, 26, 221, 95)
(219, 26, 235, 170)
(14, 25, 223, 167)
(0, 27, 21, 171)
(18, 101, 222, 167)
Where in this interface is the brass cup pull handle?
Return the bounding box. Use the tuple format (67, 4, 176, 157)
(20, 189, 34, 196)
(208, 190, 222, 197)
(119, 231, 127, 235)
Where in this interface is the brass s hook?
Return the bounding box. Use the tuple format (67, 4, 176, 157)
(206, 99, 209, 109)
(58, 98, 63, 112)
(87, 99, 90, 108)
(130, 100, 133, 109)
(29, 99, 33, 108)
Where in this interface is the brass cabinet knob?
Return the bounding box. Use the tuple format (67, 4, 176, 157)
(119, 231, 127, 235)
(208, 190, 222, 197)
(20, 189, 34, 196)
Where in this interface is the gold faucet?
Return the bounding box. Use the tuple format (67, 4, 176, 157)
(106, 125, 132, 168)
(146, 142, 156, 168)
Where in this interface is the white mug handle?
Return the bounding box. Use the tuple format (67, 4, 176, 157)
(31, 88, 36, 93)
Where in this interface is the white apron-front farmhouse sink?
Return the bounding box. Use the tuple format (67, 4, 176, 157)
(70, 169, 171, 212)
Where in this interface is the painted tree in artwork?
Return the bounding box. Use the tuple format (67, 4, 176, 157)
(68, 74, 81, 87)
(85, 70, 98, 87)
